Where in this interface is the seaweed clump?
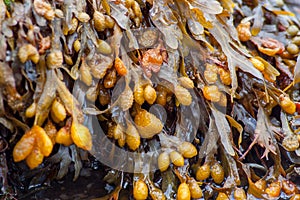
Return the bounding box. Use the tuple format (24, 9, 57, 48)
(1, 0, 300, 199)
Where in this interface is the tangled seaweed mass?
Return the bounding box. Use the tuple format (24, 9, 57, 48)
(2, 0, 300, 199)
